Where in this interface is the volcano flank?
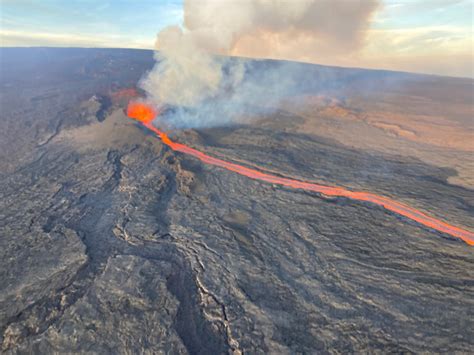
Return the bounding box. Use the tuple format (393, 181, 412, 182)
(1, 48, 473, 353)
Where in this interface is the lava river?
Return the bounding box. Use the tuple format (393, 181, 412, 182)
(127, 102, 474, 246)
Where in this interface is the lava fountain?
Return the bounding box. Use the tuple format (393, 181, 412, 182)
(126, 101, 474, 246)
(127, 101, 157, 123)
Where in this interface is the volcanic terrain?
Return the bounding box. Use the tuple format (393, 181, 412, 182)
(0, 48, 473, 353)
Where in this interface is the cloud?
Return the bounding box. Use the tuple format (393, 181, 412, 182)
(143, 0, 380, 106)
(139, 0, 381, 128)
(360, 26, 473, 77)
(0, 30, 153, 49)
(181, 0, 379, 57)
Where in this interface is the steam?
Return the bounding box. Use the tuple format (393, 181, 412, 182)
(140, 0, 380, 128)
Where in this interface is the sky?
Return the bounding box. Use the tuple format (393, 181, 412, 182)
(0, 0, 472, 77)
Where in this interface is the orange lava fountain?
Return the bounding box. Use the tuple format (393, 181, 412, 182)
(127, 101, 157, 123)
(127, 101, 474, 246)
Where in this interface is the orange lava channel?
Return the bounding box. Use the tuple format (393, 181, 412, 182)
(127, 102, 474, 246)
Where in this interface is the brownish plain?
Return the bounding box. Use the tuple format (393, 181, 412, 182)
(283, 76, 473, 188)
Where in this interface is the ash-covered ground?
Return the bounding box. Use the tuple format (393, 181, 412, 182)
(1, 48, 473, 354)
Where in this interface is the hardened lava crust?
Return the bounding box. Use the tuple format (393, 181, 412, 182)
(1, 48, 473, 354)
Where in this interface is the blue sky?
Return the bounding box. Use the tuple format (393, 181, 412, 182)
(0, 0, 184, 48)
(376, 0, 472, 29)
(0, 0, 472, 76)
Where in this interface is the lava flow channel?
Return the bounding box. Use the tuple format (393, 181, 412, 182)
(127, 102, 474, 246)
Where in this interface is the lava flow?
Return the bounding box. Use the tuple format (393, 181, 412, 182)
(127, 101, 474, 246)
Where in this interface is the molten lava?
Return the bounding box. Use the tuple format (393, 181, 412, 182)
(126, 101, 474, 246)
(127, 101, 157, 123)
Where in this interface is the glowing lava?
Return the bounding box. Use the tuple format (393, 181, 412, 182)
(127, 101, 157, 123)
(127, 101, 474, 246)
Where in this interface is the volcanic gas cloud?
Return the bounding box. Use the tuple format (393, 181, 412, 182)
(138, 0, 379, 128)
(126, 101, 474, 246)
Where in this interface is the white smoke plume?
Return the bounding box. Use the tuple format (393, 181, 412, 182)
(140, 0, 380, 127)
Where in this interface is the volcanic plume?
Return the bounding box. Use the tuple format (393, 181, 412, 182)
(139, 0, 380, 128)
(127, 101, 474, 246)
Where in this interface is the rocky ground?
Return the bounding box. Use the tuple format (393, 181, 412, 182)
(0, 48, 473, 354)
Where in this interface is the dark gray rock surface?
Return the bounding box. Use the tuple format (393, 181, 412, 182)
(0, 48, 473, 354)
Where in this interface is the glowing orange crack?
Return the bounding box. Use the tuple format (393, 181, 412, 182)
(127, 102, 474, 246)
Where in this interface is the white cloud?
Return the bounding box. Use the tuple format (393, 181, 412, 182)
(359, 25, 473, 77)
(0, 29, 154, 49)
